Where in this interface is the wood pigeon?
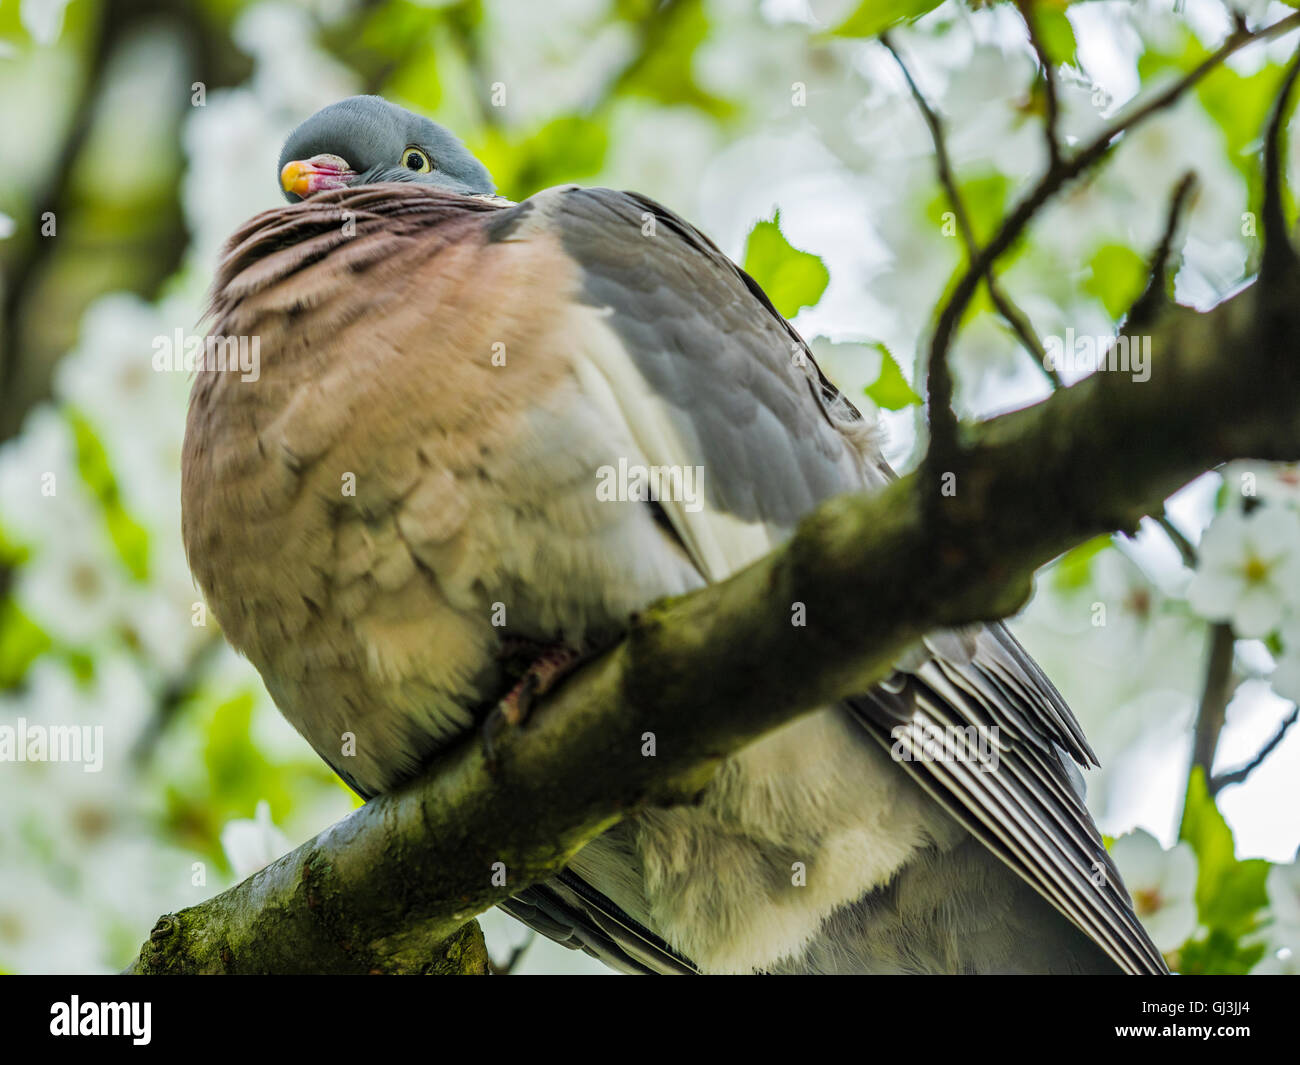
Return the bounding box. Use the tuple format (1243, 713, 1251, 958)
(181, 95, 1167, 975)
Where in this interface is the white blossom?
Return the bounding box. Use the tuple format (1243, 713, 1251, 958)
(1110, 829, 1198, 952)
(1092, 548, 1164, 650)
(1268, 614, 1300, 704)
(1187, 506, 1300, 637)
(1222, 461, 1300, 509)
(221, 801, 292, 881)
(1255, 859, 1300, 974)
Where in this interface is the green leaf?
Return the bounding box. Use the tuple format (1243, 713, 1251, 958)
(864, 344, 921, 410)
(612, 0, 734, 117)
(0, 523, 28, 567)
(382, 42, 444, 116)
(1035, 6, 1077, 68)
(829, 0, 945, 39)
(1052, 534, 1112, 591)
(170, 690, 294, 864)
(743, 210, 830, 319)
(64, 408, 150, 582)
(472, 115, 609, 201)
(1176, 768, 1271, 972)
(1199, 61, 1293, 241)
(924, 171, 1014, 248)
(1182, 768, 1270, 935)
(161, 684, 339, 863)
(0, 599, 52, 689)
(1180, 764, 1268, 972)
(1178, 929, 1267, 975)
(1084, 243, 1148, 320)
(1148, 29, 1280, 184)
(339, 0, 446, 110)
(205, 693, 267, 805)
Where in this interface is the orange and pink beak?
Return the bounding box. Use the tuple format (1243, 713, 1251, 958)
(280, 154, 357, 198)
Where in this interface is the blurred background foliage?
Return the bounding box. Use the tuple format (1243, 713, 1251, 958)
(1, 0, 1299, 974)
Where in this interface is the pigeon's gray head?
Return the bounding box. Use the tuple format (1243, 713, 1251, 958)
(278, 96, 495, 202)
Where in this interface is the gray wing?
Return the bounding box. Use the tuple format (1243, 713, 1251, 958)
(502, 873, 698, 975)
(847, 626, 1165, 974)
(502, 186, 1164, 974)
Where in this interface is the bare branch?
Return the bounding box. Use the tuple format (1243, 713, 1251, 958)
(1155, 512, 1198, 568)
(489, 931, 536, 975)
(1187, 624, 1238, 803)
(1128, 173, 1198, 329)
(881, 32, 1059, 393)
(1017, 0, 1063, 171)
(1261, 48, 1300, 280)
(1210, 706, 1300, 795)
(880, 32, 963, 462)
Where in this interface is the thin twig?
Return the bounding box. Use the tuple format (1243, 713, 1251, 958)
(880, 33, 959, 464)
(1182, 622, 1237, 836)
(1261, 48, 1300, 280)
(993, 294, 1059, 386)
(0, 3, 117, 440)
(1155, 512, 1198, 568)
(1209, 706, 1300, 795)
(1128, 173, 1198, 329)
(489, 931, 536, 974)
(1017, 0, 1063, 171)
(882, 32, 1060, 391)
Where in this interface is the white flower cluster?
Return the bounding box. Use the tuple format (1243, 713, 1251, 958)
(1258, 859, 1300, 973)
(1111, 829, 1198, 954)
(0, 0, 362, 973)
(1188, 463, 1300, 705)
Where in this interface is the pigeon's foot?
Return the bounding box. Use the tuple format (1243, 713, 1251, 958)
(482, 642, 586, 769)
(498, 643, 585, 725)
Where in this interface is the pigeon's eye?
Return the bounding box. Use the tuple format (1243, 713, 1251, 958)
(402, 147, 433, 173)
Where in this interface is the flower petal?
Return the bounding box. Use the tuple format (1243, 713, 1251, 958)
(1234, 584, 1284, 638)
(1187, 570, 1243, 622)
